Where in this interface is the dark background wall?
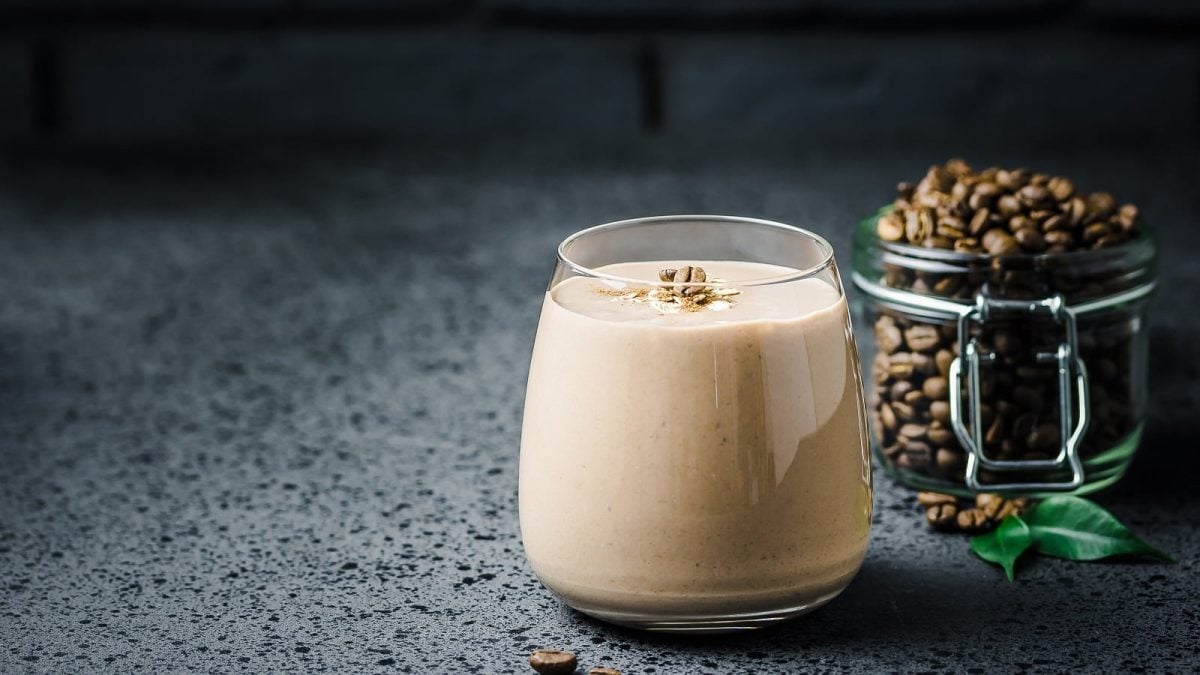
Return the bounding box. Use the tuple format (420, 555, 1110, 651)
(0, 0, 1197, 149)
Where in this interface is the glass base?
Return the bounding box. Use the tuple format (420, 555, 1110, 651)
(876, 423, 1144, 498)
(566, 588, 847, 633)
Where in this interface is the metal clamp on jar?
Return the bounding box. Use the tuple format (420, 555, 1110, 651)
(853, 205, 1156, 497)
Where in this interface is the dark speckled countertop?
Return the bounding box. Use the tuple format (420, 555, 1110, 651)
(1, 141, 1197, 673)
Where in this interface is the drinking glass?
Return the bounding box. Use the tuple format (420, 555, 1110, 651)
(519, 215, 872, 632)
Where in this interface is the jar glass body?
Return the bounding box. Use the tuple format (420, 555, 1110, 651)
(852, 213, 1155, 497)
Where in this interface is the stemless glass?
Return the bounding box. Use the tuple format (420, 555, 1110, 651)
(518, 215, 872, 632)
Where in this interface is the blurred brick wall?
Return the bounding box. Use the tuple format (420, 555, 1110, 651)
(0, 0, 1196, 145)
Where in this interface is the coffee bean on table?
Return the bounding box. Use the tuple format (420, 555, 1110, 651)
(917, 491, 956, 507)
(589, 668, 622, 675)
(926, 502, 958, 531)
(956, 508, 989, 532)
(530, 650, 577, 675)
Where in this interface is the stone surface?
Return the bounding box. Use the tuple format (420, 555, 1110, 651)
(59, 32, 641, 143)
(661, 34, 1199, 146)
(0, 140, 1196, 672)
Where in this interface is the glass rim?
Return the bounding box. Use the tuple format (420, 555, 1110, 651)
(556, 214, 837, 287)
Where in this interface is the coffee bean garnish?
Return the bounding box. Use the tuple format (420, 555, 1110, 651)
(529, 649, 577, 675)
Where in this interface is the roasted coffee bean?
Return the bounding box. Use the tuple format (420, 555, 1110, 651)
(954, 237, 982, 253)
(923, 376, 949, 400)
(932, 275, 962, 295)
(589, 668, 622, 675)
(1047, 176, 1075, 201)
(968, 183, 999, 210)
(917, 491, 957, 507)
(927, 423, 955, 447)
(883, 442, 905, 459)
(899, 423, 928, 441)
(936, 216, 965, 239)
(888, 353, 915, 379)
(935, 448, 965, 476)
(1007, 214, 1033, 233)
(1083, 222, 1111, 243)
(956, 508, 989, 533)
(996, 194, 1022, 217)
(995, 168, 1028, 190)
(926, 502, 959, 530)
(1044, 230, 1074, 247)
(903, 389, 928, 408)
(896, 441, 932, 469)
(1018, 184, 1050, 207)
(1014, 227, 1046, 252)
(1116, 204, 1138, 232)
(968, 209, 991, 237)
(880, 402, 898, 431)
(1087, 192, 1117, 218)
(875, 317, 904, 354)
(982, 229, 1019, 255)
(1041, 213, 1068, 232)
(892, 401, 916, 422)
(974, 493, 1003, 511)
(890, 380, 914, 400)
(935, 349, 955, 377)
(930, 400, 951, 424)
(877, 212, 905, 241)
(912, 352, 937, 375)
(530, 650, 577, 675)
(904, 325, 941, 352)
(905, 210, 928, 242)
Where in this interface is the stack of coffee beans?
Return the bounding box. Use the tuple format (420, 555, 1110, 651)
(876, 159, 1139, 256)
(869, 160, 1145, 486)
(919, 492, 1028, 533)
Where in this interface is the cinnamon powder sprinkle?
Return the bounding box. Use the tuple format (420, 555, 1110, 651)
(592, 277, 741, 314)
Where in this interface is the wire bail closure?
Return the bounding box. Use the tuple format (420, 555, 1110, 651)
(851, 271, 1156, 494)
(948, 292, 1089, 492)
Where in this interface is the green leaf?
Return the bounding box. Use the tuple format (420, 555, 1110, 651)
(970, 514, 1033, 581)
(1024, 496, 1175, 563)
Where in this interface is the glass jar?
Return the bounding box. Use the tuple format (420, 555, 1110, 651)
(852, 209, 1156, 496)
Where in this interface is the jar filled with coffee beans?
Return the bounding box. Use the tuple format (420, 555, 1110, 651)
(852, 160, 1156, 496)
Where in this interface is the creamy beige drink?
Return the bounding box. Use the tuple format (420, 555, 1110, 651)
(519, 259, 872, 628)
